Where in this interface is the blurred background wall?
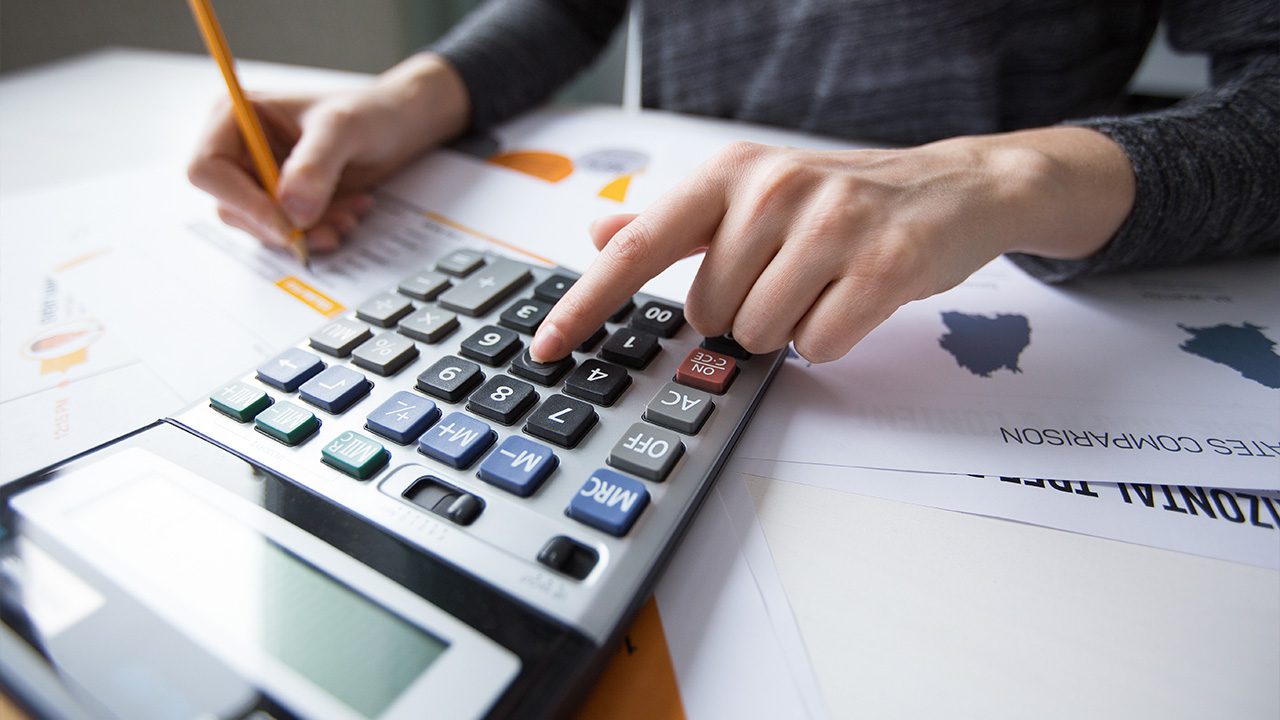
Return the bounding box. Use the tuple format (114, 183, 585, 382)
(0, 0, 1200, 104)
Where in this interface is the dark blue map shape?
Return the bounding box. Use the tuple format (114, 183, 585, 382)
(938, 312, 1031, 378)
(1178, 322, 1280, 389)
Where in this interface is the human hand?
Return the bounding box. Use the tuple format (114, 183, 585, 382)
(530, 127, 1134, 363)
(188, 52, 468, 253)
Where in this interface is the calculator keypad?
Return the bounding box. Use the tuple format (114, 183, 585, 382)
(189, 248, 785, 645)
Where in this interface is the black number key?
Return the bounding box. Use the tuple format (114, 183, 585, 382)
(564, 359, 631, 406)
(417, 355, 483, 402)
(600, 328, 660, 369)
(577, 326, 608, 352)
(510, 350, 575, 386)
(631, 301, 685, 338)
(533, 274, 576, 302)
(467, 375, 538, 425)
(499, 297, 552, 335)
(525, 394, 598, 448)
(459, 325, 523, 366)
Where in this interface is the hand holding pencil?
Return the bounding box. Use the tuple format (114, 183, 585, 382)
(186, 0, 471, 258)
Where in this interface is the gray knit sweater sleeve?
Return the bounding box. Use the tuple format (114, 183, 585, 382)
(430, 0, 626, 132)
(1007, 0, 1280, 282)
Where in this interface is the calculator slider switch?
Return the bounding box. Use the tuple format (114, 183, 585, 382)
(537, 536, 598, 580)
(675, 348, 738, 394)
(403, 476, 485, 526)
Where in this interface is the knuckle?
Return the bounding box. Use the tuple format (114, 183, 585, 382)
(604, 218, 656, 270)
(729, 319, 777, 355)
(717, 140, 766, 168)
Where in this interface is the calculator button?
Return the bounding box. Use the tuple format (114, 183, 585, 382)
(533, 274, 576, 302)
(366, 391, 440, 444)
(577, 326, 608, 352)
(418, 411, 496, 468)
(459, 325, 523, 366)
(537, 536, 598, 580)
(675, 348, 738, 394)
(210, 381, 272, 422)
(644, 382, 714, 435)
(600, 328, 660, 369)
(416, 356, 484, 402)
(477, 436, 559, 497)
(509, 350, 575, 386)
(467, 375, 538, 425)
(309, 317, 373, 358)
(256, 348, 324, 392)
(435, 249, 486, 277)
(608, 422, 685, 482)
(567, 468, 650, 537)
(701, 334, 753, 360)
(351, 332, 418, 376)
(524, 394, 598, 448)
(254, 401, 320, 446)
(299, 366, 372, 413)
(631, 301, 685, 337)
(322, 430, 389, 479)
(564, 359, 631, 406)
(437, 259, 532, 316)
(355, 292, 414, 328)
(499, 297, 552, 335)
(609, 298, 636, 324)
(397, 306, 460, 343)
(398, 269, 452, 300)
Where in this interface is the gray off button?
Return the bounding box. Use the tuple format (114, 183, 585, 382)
(608, 422, 684, 482)
(643, 382, 714, 434)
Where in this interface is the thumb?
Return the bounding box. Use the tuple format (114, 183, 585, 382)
(588, 213, 639, 251)
(278, 109, 361, 229)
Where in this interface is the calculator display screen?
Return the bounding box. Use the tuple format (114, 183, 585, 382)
(67, 473, 448, 719)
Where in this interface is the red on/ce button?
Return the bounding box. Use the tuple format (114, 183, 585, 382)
(675, 348, 738, 394)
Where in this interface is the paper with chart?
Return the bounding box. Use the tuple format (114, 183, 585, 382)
(730, 255, 1279, 491)
(730, 458, 1280, 570)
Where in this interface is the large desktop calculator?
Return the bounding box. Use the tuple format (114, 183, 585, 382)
(0, 246, 784, 718)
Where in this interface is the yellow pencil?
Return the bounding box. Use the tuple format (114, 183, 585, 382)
(187, 0, 309, 268)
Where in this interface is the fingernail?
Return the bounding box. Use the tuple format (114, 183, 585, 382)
(282, 196, 318, 227)
(530, 323, 564, 363)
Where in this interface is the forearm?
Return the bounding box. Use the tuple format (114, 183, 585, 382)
(429, 0, 628, 131)
(376, 52, 471, 155)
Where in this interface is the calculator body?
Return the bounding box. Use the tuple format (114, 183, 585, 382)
(0, 250, 785, 719)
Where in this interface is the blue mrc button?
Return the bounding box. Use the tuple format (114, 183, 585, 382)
(566, 468, 650, 537)
(418, 412, 495, 469)
(478, 436, 558, 497)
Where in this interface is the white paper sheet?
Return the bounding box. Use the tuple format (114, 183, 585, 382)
(732, 256, 1280, 490)
(739, 474, 1280, 719)
(730, 458, 1280, 570)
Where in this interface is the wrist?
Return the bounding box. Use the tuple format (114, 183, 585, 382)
(970, 126, 1135, 260)
(375, 52, 471, 156)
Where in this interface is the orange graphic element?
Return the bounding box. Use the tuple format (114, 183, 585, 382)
(53, 247, 111, 273)
(598, 174, 633, 203)
(489, 150, 575, 183)
(275, 276, 345, 317)
(424, 212, 555, 267)
(40, 347, 88, 375)
(574, 596, 686, 720)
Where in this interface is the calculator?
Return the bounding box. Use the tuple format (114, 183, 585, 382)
(0, 247, 785, 719)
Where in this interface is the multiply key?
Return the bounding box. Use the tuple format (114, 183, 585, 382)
(675, 347, 738, 394)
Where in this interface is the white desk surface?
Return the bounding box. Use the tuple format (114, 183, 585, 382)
(1, 49, 1276, 719)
